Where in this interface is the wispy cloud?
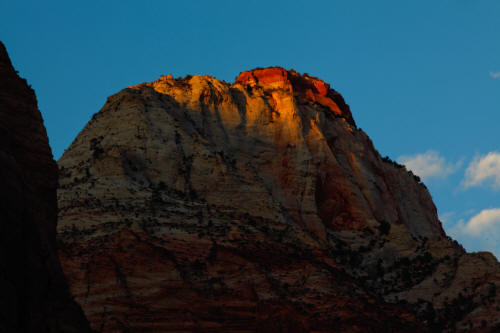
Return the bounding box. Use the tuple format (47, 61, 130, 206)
(463, 152, 500, 190)
(439, 211, 456, 226)
(463, 208, 500, 236)
(447, 209, 500, 259)
(397, 150, 460, 181)
(490, 72, 500, 79)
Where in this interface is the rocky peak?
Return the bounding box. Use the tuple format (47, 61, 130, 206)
(132, 67, 355, 127)
(57, 67, 500, 332)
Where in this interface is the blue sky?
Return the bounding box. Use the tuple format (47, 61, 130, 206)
(1, 0, 499, 256)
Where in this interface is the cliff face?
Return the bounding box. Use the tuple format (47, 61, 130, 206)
(58, 67, 500, 332)
(0, 42, 90, 332)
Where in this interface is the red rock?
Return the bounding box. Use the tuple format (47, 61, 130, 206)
(235, 67, 352, 121)
(235, 67, 289, 85)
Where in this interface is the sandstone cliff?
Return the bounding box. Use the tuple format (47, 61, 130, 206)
(58, 67, 500, 332)
(0, 42, 90, 332)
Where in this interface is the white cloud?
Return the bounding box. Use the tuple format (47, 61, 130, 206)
(446, 209, 500, 259)
(463, 152, 500, 190)
(490, 72, 500, 79)
(463, 208, 500, 236)
(397, 150, 460, 181)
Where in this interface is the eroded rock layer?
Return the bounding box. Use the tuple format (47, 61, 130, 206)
(58, 67, 500, 332)
(0, 42, 90, 332)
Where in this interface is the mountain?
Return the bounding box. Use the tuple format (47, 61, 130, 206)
(0, 42, 90, 332)
(58, 67, 500, 332)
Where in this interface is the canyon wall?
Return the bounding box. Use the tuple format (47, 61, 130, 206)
(0, 42, 90, 333)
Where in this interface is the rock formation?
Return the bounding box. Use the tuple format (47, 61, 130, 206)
(58, 67, 500, 332)
(0, 42, 90, 332)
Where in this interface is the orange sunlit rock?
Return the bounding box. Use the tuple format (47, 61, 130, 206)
(235, 67, 351, 120)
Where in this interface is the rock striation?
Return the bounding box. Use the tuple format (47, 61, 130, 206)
(58, 67, 500, 332)
(0, 42, 90, 332)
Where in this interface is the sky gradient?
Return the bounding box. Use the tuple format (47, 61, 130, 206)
(1, 0, 499, 256)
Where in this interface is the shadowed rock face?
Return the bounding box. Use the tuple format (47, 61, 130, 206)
(58, 67, 500, 332)
(0, 42, 90, 332)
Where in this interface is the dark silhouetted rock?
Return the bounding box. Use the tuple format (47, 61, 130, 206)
(0, 41, 90, 333)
